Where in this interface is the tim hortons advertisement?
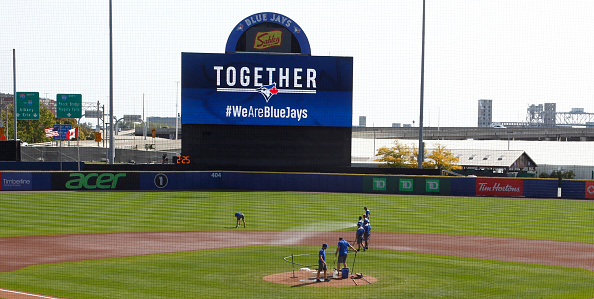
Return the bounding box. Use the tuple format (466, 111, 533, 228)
(585, 181, 594, 199)
(181, 53, 353, 127)
(476, 178, 523, 197)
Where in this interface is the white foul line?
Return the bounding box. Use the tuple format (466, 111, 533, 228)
(0, 288, 62, 299)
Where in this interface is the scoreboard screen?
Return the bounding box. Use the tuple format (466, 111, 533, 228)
(181, 53, 353, 127)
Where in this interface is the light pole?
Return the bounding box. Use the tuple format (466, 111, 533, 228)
(143, 93, 146, 140)
(108, 0, 114, 164)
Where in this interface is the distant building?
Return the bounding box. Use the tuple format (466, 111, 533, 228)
(40, 97, 56, 115)
(543, 103, 556, 126)
(527, 104, 543, 125)
(0, 93, 12, 113)
(359, 116, 366, 127)
(452, 149, 537, 177)
(478, 99, 492, 127)
(527, 103, 556, 127)
(392, 123, 401, 127)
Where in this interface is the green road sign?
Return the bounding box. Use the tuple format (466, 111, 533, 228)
(16, 92, 40, 120)
(56, 94, 82, 118)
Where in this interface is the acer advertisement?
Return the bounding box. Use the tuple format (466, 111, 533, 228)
(51, 172, 140, 191)
(181, 53, 353, 127)
(476, 178, 523, 197)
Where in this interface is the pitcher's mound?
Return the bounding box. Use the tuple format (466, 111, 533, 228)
(263, 270, 377, 287)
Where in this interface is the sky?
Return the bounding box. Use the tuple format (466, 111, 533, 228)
(1, 0, 593, 127)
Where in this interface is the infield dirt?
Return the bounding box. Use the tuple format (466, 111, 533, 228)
(2, 231, 594, 273)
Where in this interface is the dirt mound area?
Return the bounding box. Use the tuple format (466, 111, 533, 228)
(263, 270, 377, 287)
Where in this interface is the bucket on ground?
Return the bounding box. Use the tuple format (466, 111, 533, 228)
(341, 268, 349, 278)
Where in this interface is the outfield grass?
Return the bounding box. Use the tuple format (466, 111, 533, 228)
(1, 191, 593, 242)
(0, 246, 592, 299)
(1, 191, 594, 298)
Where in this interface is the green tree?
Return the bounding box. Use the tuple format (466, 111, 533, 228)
(540, 170, 575, 179)
(1, 104, 88, 143)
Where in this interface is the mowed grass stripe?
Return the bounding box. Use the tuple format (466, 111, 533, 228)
(0, 192, 593, 243)
(0, 247, 592, 299)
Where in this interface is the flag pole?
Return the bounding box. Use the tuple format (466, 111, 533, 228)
(77, 122, 81, 171)
(60, 139, 63, 171)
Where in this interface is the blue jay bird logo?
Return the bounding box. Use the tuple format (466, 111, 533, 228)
(257, 83, 279, 102)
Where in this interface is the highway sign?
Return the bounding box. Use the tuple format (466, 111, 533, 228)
(123, 115, 142, 121)
(16, 92, 40, 120)
(52, 124, 72, 141)
(56, 94, 82, 118)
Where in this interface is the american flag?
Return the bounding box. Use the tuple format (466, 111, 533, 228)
(45, 128, 60, 137)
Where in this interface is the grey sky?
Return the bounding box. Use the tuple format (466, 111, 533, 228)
(1, 0, 593, 127)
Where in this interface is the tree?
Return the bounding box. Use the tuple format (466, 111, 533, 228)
(540, 170, 575, 179)
(375, 142, 461, 170)
(375, 141, 414, 168)
(426, 145, 462, 171)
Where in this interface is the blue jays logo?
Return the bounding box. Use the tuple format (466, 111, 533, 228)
(257, 83, 278, 102)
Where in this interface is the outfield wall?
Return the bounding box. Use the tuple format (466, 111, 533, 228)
(1, 171, 593, 199)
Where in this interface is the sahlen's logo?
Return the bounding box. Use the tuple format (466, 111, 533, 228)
(254, 30, 283, 50)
